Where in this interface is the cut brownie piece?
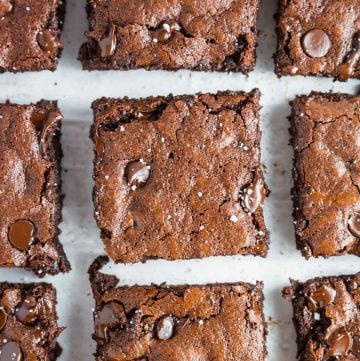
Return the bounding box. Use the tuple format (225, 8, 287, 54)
(0, 282, 63, 360)
(290, 92, 360, 258)
(275, 0, 360, 81)
(79, 0, 260, 72)
(283, 274, 360, 360)
(89, 256, 267, 361)
(91, 90, 269, 263)
(0, 101, 70, 276)
(0, 0, 65, 72)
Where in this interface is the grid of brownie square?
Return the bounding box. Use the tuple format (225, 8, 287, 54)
(0, 282, 63, 360)
(290, 93, 360, 258)
(91, 90, 269, 264)
(79, 0, 260, 73)
(89, 256, 267, 361)
(275, 0, 360, 81)
(283, 274, 360, 360)
(0, 101, 70, 276)
(0, 0, 65, 72)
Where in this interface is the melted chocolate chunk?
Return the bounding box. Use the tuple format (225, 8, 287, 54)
(348, 214, 360, 238)
(0, 0, 12, 18)
(302, 29, 331, 58)
(152, 22, 181, 43)
(337, 32, 360, 82)
(353, 335, 360, 357)
(125, 161, 150, 186)
(8, 219, 35, 251)
(0, 342, 22, 361)
(327, 330, 352, 357)
(309, 284, 336, 308)
(15, 297, 40, 325)
(241, 171, 266, 213)
(0, 308, 7, 331)
(37, 30, 61, 55)
(155, 316, 175, 340)
(94, 302, 124, 340)
(99, 24, 116, 58)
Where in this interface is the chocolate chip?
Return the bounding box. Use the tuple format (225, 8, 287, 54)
(337, 32, 360, 81)
(155, 316, 175, 340)
(309, 284, 336, 308)
(326, 330, 352, 357)
(348, 214, 360, 238)
(94, 302, 124, 340)
(241, 171, 266, 213)
(0, 308, 7, 331)
(0, 0, 12, 18)
(125, 161, 150, 186)
(15, 297, 39, 325)
(99, 24, 116, 58)
(302, 29, 331, 58)
(0, 341, 22, 361)
(37, 30, 61, 54)
(152, 22, 181, 43)
(8, 219, 35, 251)
(353, 335, 360, 357)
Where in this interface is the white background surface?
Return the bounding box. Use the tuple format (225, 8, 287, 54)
(0, 0, 359, 360)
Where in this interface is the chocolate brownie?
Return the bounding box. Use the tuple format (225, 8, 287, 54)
(0, 282, 63, 360)
(290, 92, 360, 258)
(79, 0, 260, 73)
(0, 101, 70, 276)
(0, 0, 65, 72)
(275, 0, 360, 81)
(283, 274, 360, 360)
(91, 90, 269, 263)
(89, 256, 267, 361)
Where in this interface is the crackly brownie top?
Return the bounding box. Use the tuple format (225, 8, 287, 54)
(79, 0, 260, 72)
(0, 282, 62, 361)
(284, 274, 360, 360)
(89, 256, 267, 361)
(275, 0, 360, 80)
(92, 90, 268, 263)
(290, 93, 360, 257)
(0, 0, 64, 72)
(0, 101, 70, 275)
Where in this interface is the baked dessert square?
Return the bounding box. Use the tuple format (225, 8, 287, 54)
(0, 282, 63, 360)
(275, 0, 360, 81)
(290, 92, 360, 258)
(79, 0, 260, 73)
(283, 274, 360, 360)
(0, 101, 70, 276)
(91, 90, 269, 263)
(89, 256, 267, 361)
(0, 0, 65, 72)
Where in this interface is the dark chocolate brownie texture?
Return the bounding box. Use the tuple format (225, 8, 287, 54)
(0, 101, 70, 276)
(89, 256, 267, 361)
(91, 90, 269, 263)
(283, 274, 360, 361)
(0, 0, 65, 72)
(290, 93, 360, 258)
(79, 0, 260, 72)
(275, 0, 360, 81)
(0, 282, 63, 360)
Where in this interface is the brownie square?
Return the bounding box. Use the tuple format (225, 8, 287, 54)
(89, 256, 267, 361)
(0, 0, 65, 72)
(283, 274, 360, 360)
(0, 101, 70, 276)
(91, 90, 269, 263)
(79, 0, 260, 73)
(0, 282, 63, 360)
(290, 93, 360, 258)
(275, 0, 360, 81)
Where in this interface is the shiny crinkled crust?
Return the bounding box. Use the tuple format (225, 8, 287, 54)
(275, 0, 360, 80)
(0, 101, 70, 276)
(0, 282, 63, 360)
(79, 0, 260, 73)
(91, 90, 269, 264)
(89, 256, 267, 361)
(0, 0, 65, 72)
(289, 92, 360, 258)
(283, 274, 360, 361)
